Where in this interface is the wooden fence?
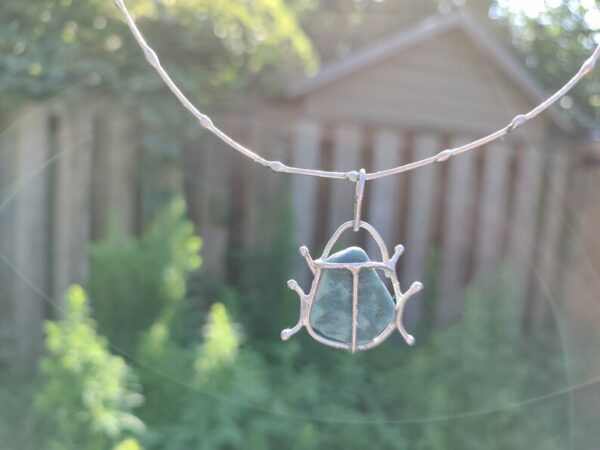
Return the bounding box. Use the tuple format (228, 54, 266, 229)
(0, 96, 589, 371)
(0, 97, 138, 370)
(187, 112, 585, 331)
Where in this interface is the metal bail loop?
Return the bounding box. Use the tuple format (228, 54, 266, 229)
(353, 169, 366, 231)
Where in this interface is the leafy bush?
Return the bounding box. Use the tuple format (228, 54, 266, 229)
(0, 379, 40, 450)
(141, 249, 568, 449)
(86, 198, 202, 432)
(35, 285, 144, 450)
(148, 302, 268, 450)
(89, 198, 202, 354)
(7, 200, 568, 450)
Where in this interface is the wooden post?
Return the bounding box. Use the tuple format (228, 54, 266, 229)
(108, 105, 138, 235)
(507, 145, 545, 309)
(291, 120, 321, 250)
(91, 101, 138, 239)
(291, 120, 321, 287)
(402, 133, 441, 325)
(50, 99, 95, 307)
(0, 118, 18, 366)
(195, 124, 236, 278)
(68, 101, 95, 288)
(12, 104, 50, 371)
(530, 149, 570, 325)
(328, 124, 363, 231)
(561, 159, 600, 448)
(437, 136, 476, 324)
(243, 119, 278, 247)
(475, 142, 512, 277)
(50, 102, 73, 307)
(367, 129, 402, 258)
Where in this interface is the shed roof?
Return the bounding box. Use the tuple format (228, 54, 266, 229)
(288, 11, 570, 130)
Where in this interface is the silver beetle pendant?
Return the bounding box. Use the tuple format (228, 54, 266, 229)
(282, 220, 423, 352)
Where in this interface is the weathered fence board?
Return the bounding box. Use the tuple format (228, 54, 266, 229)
(291, 120, 321, 251)
(366, 128, 403, 259)
(475, 142, 512, 277)
(67, 101, 94, 292)
(402, 133, 441, 324)
(13, 104, 50, 371)
(328, 124, 363, 231)
(188, 132, 234, 278)
(51, 100, 101, 307)
(91, 101, 138, 238)
(437, 136, 477, 324)
(0, 119, 19, 365)
(508, 145, 545, 307)
(530, 149, 570, 325)
(50, 101, 75, 308)
(248, 121, 269, 247)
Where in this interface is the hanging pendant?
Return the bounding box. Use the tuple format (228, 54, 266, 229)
(281, 170, 423, 352)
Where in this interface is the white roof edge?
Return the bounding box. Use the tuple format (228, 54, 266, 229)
(287, 10, 572, 131)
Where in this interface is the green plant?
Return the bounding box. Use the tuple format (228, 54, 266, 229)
(224, 182, 296, 342)
(0, 0, 316, 218)
(89, 198, 202, 354)
(146, 301, 270, 450)
(25, 201, 570, 450)
(112, 437, 144, 450)
(0, 380, 40, 450)
(35, 285, 144, 450)
(493, 0, 600, 120)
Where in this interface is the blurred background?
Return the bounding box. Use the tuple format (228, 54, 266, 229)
(1, 0, 600, 449)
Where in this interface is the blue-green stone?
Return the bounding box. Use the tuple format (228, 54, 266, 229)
(309, 247, 395, 345)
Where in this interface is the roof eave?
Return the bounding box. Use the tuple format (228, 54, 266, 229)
(286, 12, 462, 99)
(287, 10, 573, 132)
(455, 11, 572, 131)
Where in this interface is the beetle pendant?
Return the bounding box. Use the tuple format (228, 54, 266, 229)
(282, 220, 423, 352)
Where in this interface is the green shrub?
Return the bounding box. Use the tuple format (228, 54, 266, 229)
(22, 200, 568, 450)
(148, 302, 269, 450)
(0, 379, 40, 450)
(135, 313, 192, 430)
(141, 273, 568, 450)
(89, 198, 201, 354)
(35, 285, 144, 450)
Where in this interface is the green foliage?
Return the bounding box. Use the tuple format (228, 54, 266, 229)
(35, 285, 144, 450)
(89, 198, 201, 353)
(4, 201, 569, 449)
(113, 438, 144, 450)
(0, 0, 315, 102)
(225, 182, 296, 341)
(142, 273, 568, 450)
(150, 302, 268, 450)
(492, 0, 600, 121)
(135, 317, 191, 429)
(0, 380, 40, 450)
(195, 303, 240, 377)
(87, 198, 202, 436)
(367, 275, 567, 450)
(0, 0, 316, 217)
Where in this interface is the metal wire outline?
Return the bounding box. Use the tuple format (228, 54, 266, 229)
(114, 0, 600, 182)
(282, 220, 422, 352)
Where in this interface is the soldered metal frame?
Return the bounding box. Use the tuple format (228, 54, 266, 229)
(281, 220, 423, 353)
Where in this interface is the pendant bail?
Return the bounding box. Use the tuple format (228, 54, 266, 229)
(353, 168, 366, 231)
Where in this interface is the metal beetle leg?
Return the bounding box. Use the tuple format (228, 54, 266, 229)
(281, 279, 308, 340)
(394, 281, 423, 346)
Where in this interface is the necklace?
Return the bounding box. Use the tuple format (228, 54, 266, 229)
(115, 0, 599, 352)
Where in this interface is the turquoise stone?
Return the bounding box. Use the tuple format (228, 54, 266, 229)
(309, 247, 395, 345)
